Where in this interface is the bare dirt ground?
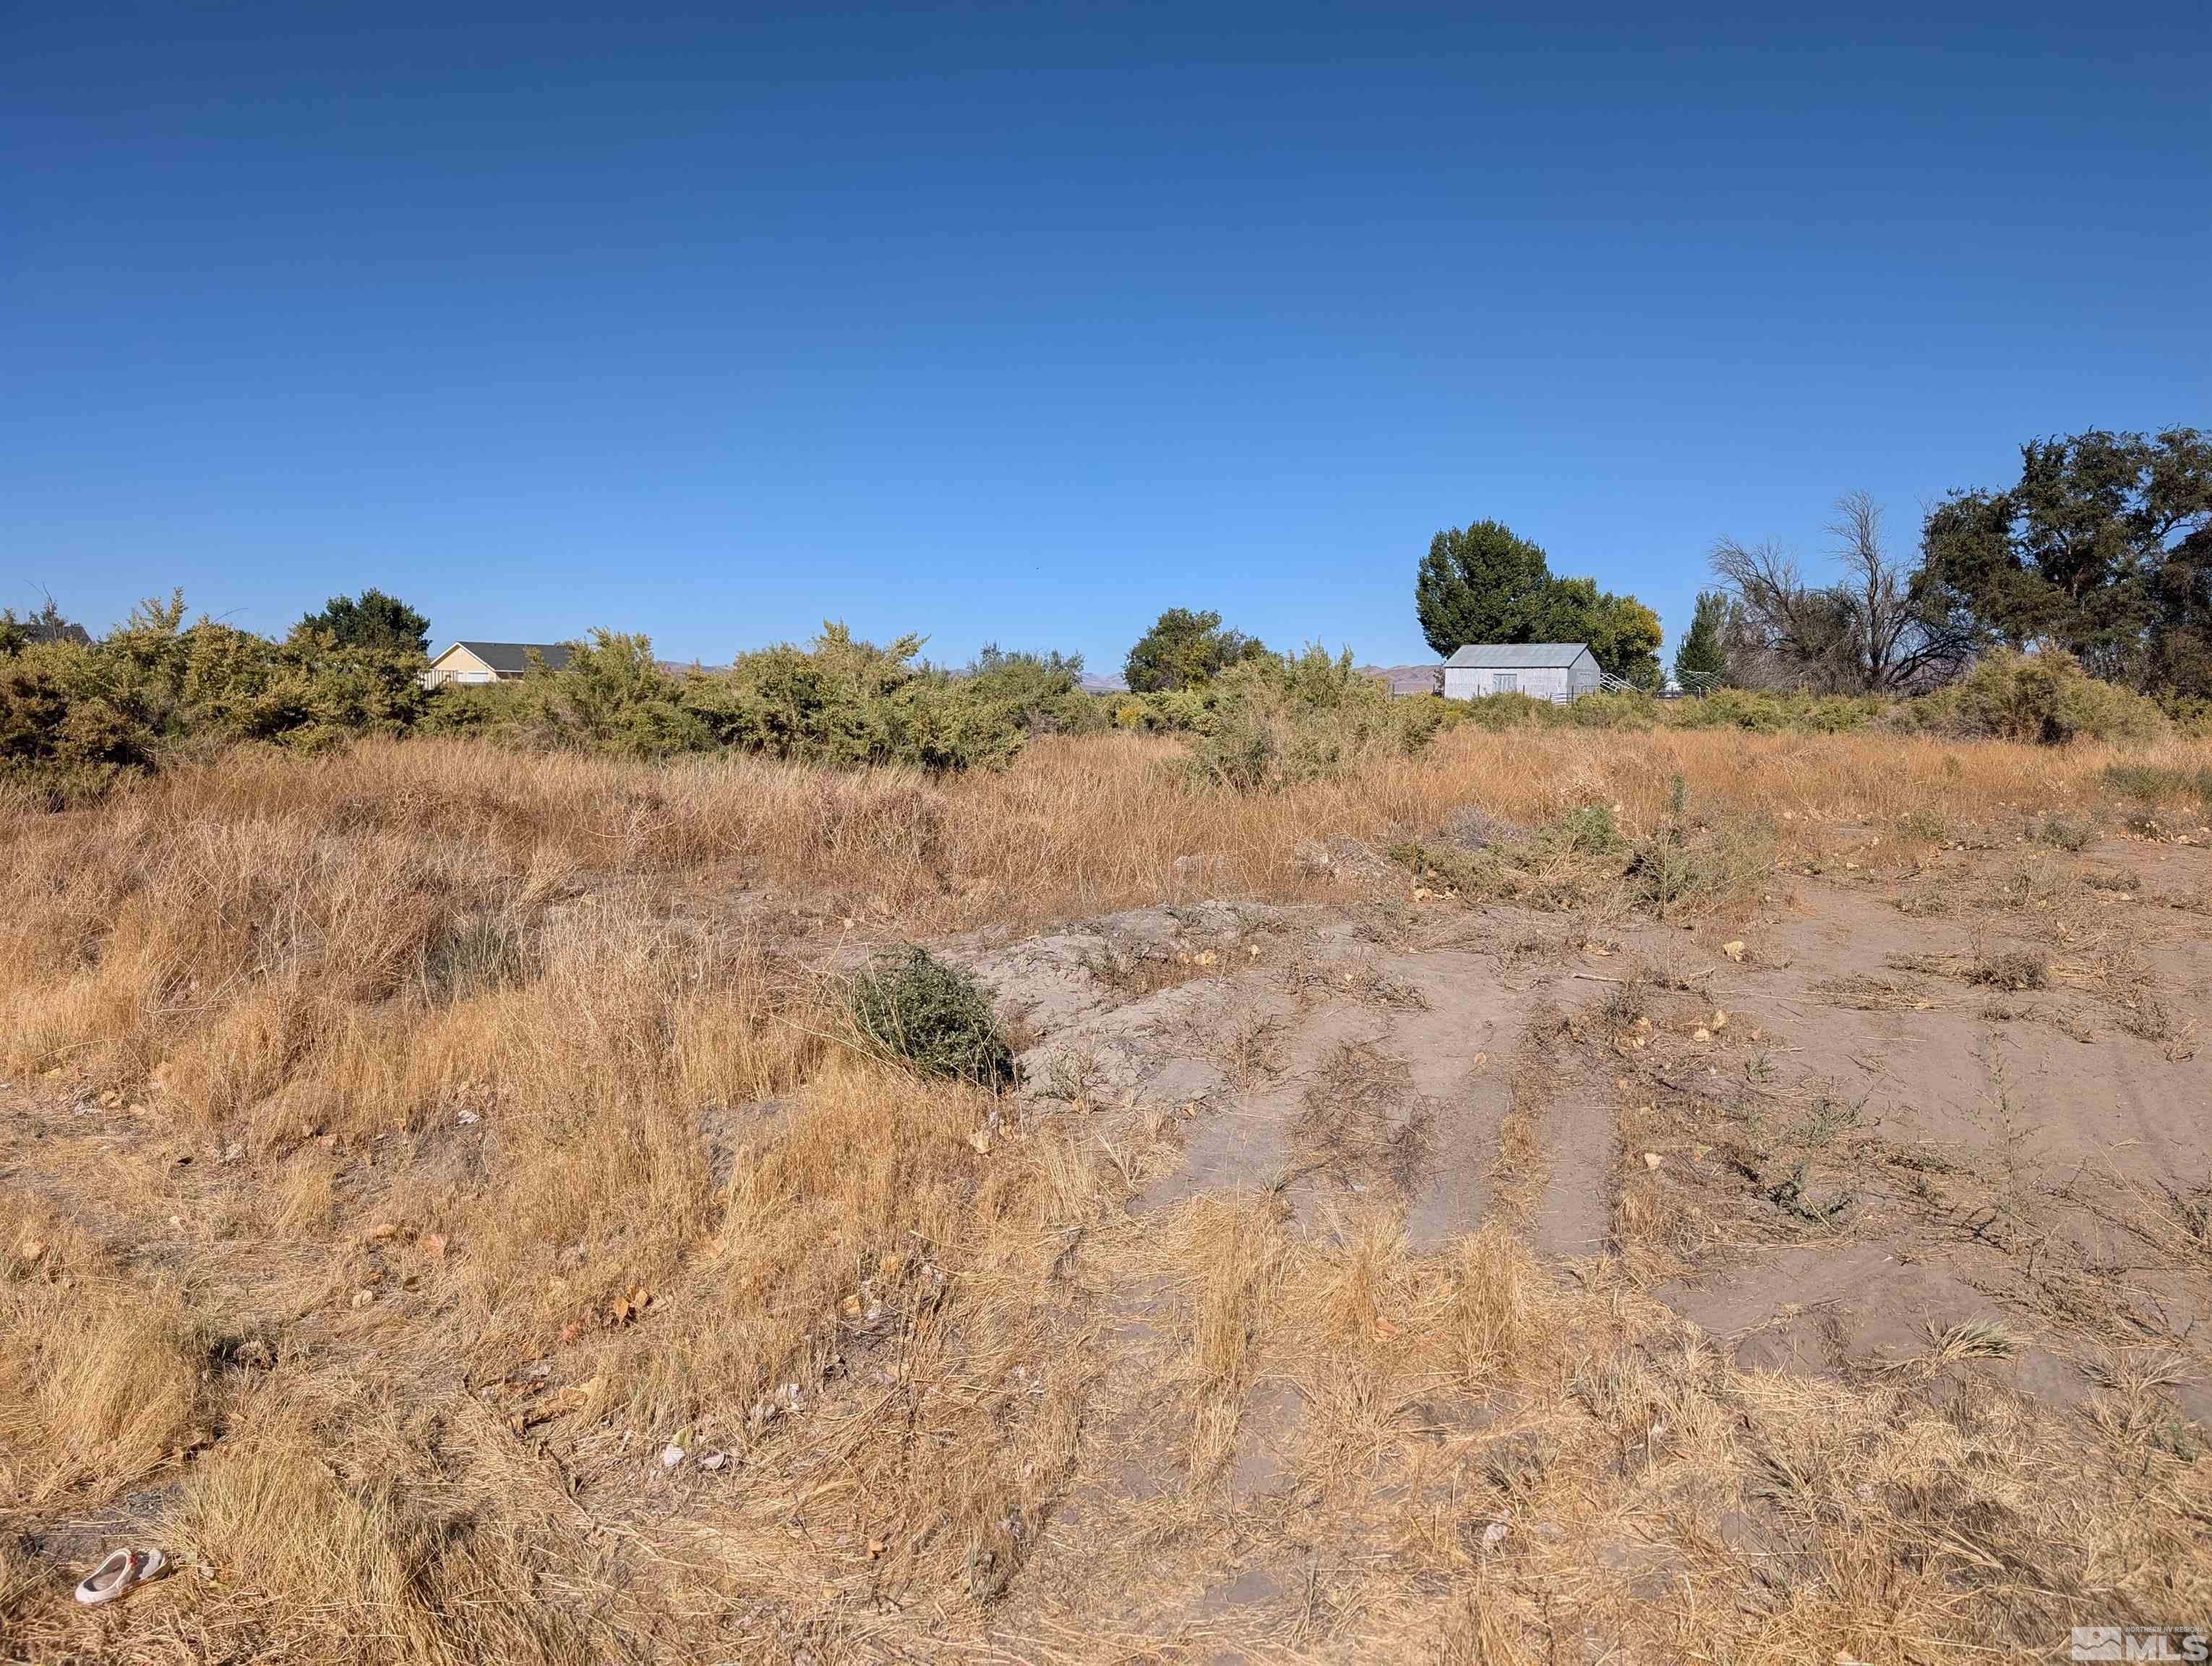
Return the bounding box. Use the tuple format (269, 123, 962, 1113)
(944, 833, 2212, 1659)
(4, 738, 2211, 1664)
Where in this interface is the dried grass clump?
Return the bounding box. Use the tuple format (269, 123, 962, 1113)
(0, 1205, 205, 1508)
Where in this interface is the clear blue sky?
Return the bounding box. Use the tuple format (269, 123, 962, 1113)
(7, 3, 2207, 671)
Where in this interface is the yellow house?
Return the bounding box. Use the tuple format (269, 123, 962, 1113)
(420, 640, 574, 689)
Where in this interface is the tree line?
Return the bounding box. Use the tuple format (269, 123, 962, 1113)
(1674, 428, 2211, 701)
(1407, 427, 2210, 709)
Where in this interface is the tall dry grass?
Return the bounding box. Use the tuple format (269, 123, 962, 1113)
(7, 725, 2198, 1104)
(4, 727, 2208, 1660)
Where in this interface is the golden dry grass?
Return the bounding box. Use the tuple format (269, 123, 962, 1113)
(1, 726, 2208, 1662)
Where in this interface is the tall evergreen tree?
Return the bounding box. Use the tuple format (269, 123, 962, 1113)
(1673, 591, 1731, 688)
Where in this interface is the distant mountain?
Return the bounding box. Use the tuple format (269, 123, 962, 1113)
(1355, 663, 1441, 697)
(1079, 672, 1128, 695)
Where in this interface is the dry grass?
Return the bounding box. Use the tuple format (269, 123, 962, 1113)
(3, 727, 2209, 1661)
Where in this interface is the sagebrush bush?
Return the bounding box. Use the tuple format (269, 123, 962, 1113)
(2103, 761, 2212, 812)
(1181, 646, 1444, 793)
(1903, 651, 2167, 746)
(1391, 775, 1770, 918)
(0, 594, 427, 801)
(850, 947, 1015, 1087)
(1, 608, 1041, 797)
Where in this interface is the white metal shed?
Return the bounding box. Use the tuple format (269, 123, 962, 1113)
(1442, 642, 1600, 702)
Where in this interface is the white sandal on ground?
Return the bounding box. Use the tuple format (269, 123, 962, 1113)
(74, 1546, 165, 1606)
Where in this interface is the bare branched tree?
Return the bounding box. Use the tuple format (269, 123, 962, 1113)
(1712, 492, 1973, 693)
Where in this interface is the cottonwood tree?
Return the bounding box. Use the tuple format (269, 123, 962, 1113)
(1415, 519, 1663, 683)
(1711, 492, 1973, 693)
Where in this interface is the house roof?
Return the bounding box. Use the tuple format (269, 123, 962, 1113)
(1444, 642, 1595, 669)
(438, 640, 575, 674)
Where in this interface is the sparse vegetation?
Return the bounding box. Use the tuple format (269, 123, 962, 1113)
(4, 717, 2210, 1664)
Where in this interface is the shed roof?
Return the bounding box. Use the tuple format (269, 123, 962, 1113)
(1444, 642, 1595, 669)
(439, 641, 575, 674)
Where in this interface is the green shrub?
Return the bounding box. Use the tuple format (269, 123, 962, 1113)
(1628, 776, 1771, 918)
(1449, 690, 1566, 732)
(1181, 646, 1439, 792)
(1903, 651, 2167, 745)
(2032, 812, 2093, 851)
(961, 646, 1104, 737)
(693, 624, 1026, 772)
(521, 630, 712, 758)
(0, 594, 429, 800)
(1666, 687, 1886, 732)
(416, 679, 533, 738)
(1564, 690, 1658, 730)
(2103, 762, 2212, 811)
(851, 947, 1014, 1087)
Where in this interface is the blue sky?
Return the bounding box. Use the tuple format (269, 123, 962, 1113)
(6, 3, 2207, 672)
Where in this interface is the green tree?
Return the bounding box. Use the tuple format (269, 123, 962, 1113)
(1673, 591, 1731, 688)
(1416, 520, 1662, 682)
(296, 588, 431, 657)
(1123, 609, 1266, 693)
(1919, 428, 2212, 694)
(1415, 521, 1554, 656)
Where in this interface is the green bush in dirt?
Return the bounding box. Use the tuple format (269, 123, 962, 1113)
(1630, 779, 1773, 919)
(1900, 651, 2167, 746)
(2032, 812, 2094, 851)
(851, 947, 1015, 1088)
(1391, 777, 1769, 918)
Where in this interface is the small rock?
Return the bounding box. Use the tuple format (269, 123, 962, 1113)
(350, 1288, 376, 1310)
(1710, 1009, 1728, 1031)
(700, 1452, 728, 1472)
(456, 1108, 481, 1126)
(1481, 1520, 1509, 1547)
(661, 1444, 685, 1469)
(1692, 1027, 1712, 1042)
(1642, 1152, 1663, 1171)
(967, 1129, 992, 1156)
